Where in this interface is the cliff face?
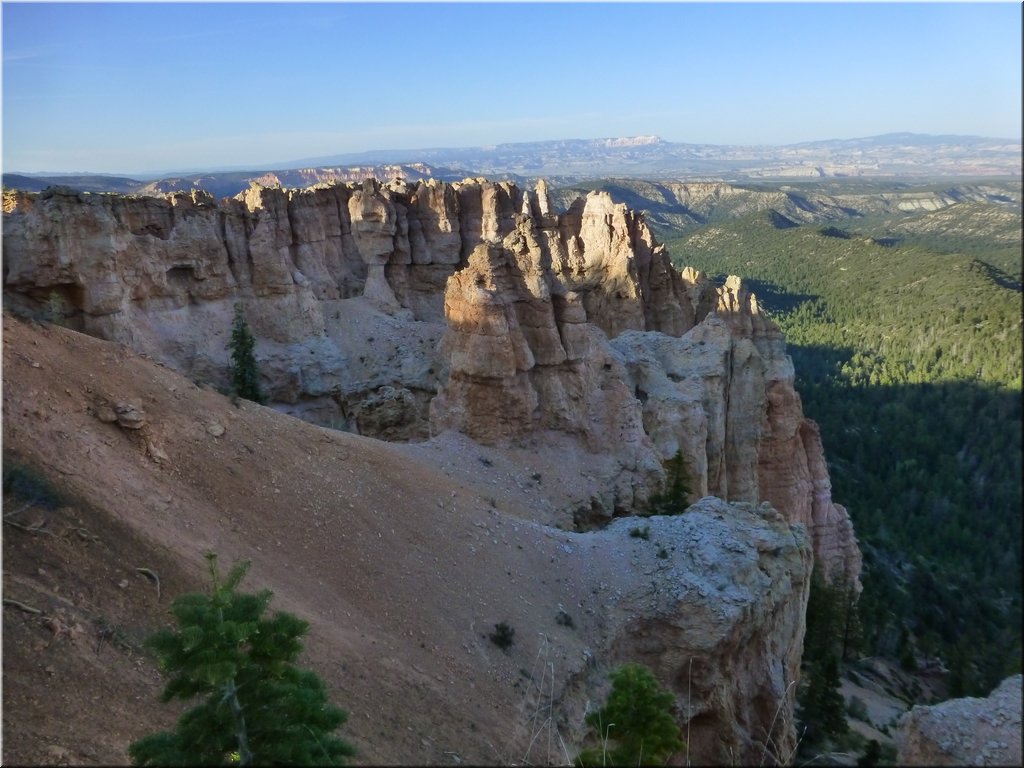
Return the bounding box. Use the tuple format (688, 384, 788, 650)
(562, 498, 813, 766)
(3, 178, 864, 761)
(607, 274, 861, 585)
(2, 179, 859, 583)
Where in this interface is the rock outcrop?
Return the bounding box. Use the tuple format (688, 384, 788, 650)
(608, 275, 861, 585)
(895, 675, 1022, 766)
(563, 497, 813, 765)
(2, 179, 860, 584)
(427, 237, 661, 511)
(426, 199, 860, 585)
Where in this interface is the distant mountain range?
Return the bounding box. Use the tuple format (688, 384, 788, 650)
(4, 133, 1020, 198)
(281, 132, 1022, 180)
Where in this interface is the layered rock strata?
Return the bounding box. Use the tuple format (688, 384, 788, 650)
(606, 275, 861, 585)
(2, 179, 859, 583)
(428, 208, 860, 585)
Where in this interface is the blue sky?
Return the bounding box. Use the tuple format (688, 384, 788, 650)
(2, 1, 1021, 175)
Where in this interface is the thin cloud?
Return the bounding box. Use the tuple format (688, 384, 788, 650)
(2, 46, 55, 64)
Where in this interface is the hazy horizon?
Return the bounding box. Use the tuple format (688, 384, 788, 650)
(3, 1, 1022, 176)
(4, 130, 1023, 180)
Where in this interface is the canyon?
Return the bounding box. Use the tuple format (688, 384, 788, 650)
(3, 177, 860, 763)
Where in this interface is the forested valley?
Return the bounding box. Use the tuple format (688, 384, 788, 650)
(641, 181, 1022, 705)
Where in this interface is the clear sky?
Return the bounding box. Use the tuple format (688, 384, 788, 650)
(2, 1, 1021, 175)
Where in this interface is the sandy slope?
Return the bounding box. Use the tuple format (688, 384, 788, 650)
(1, 314, 668, 765)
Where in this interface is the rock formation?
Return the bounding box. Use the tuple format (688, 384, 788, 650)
(1, 315, 813, 766)
(896, 675, 1022, 766)
(555, 497, 813, 766)
(608, 274, 860, 585)
(424, 196, 859, 585)
(3, 178, 866, 763)
(2, 179, 860, 584)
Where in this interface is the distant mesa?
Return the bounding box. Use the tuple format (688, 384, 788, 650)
(1, 173, 145, 195)
(601, 135, 664, 147)
(3, 132, 1019, 199)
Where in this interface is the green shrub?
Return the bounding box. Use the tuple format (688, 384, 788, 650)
(490, 622, 515, 651)
(576, 663, 684, 767)
(629, 526, 650, 540)
(129, 554, 354, 766)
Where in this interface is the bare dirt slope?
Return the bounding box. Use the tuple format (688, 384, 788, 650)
(3, 314, 616, 765)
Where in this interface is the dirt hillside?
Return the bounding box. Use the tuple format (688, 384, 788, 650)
(3, 313, 624, 765)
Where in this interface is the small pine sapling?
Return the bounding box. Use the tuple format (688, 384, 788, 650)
(129, 554, 355, 766)
(227, 303, 266, 404)
(648, 450, 692, 515)
(490, 621, 516, 651)
(576, 662, 684, 766)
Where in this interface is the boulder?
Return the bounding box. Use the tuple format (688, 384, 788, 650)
(896, 675, 1022, 766)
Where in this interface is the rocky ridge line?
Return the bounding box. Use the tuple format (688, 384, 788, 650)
(2, 179, 860, 585)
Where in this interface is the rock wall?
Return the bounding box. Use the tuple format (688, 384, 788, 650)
(561, 497, 813, 765)
(896, 675, 1022, 766)
(427, 200, 860, 585)
(3, 179, 859, 583)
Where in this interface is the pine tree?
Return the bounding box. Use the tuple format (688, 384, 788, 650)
(577, 663, 684, 766)
(838, 579, 865, 661)
(227, 303, 265, 404)
(804, 567, 840, 662)
(799, 569, 852, 747)
(857, 738, 883, 767)
(129, 554, 355, 766)
(799, 653, 848, 747)
(649, 450, 693, 515)
(814, 654, 849, 739)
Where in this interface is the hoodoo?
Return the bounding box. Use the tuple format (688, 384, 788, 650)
(3, 179, 860, 584)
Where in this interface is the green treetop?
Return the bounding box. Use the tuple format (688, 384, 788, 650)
(129, 554, 355, 766)
(577, 662, 684, 766)
(227, 303, 265, 404)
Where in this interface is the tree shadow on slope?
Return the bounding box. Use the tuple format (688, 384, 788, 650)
(786, 348, 1023, 696)
(972, 258, 1023, 293)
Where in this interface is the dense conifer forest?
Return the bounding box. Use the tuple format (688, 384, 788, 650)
(656, 193, 1022, 698)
